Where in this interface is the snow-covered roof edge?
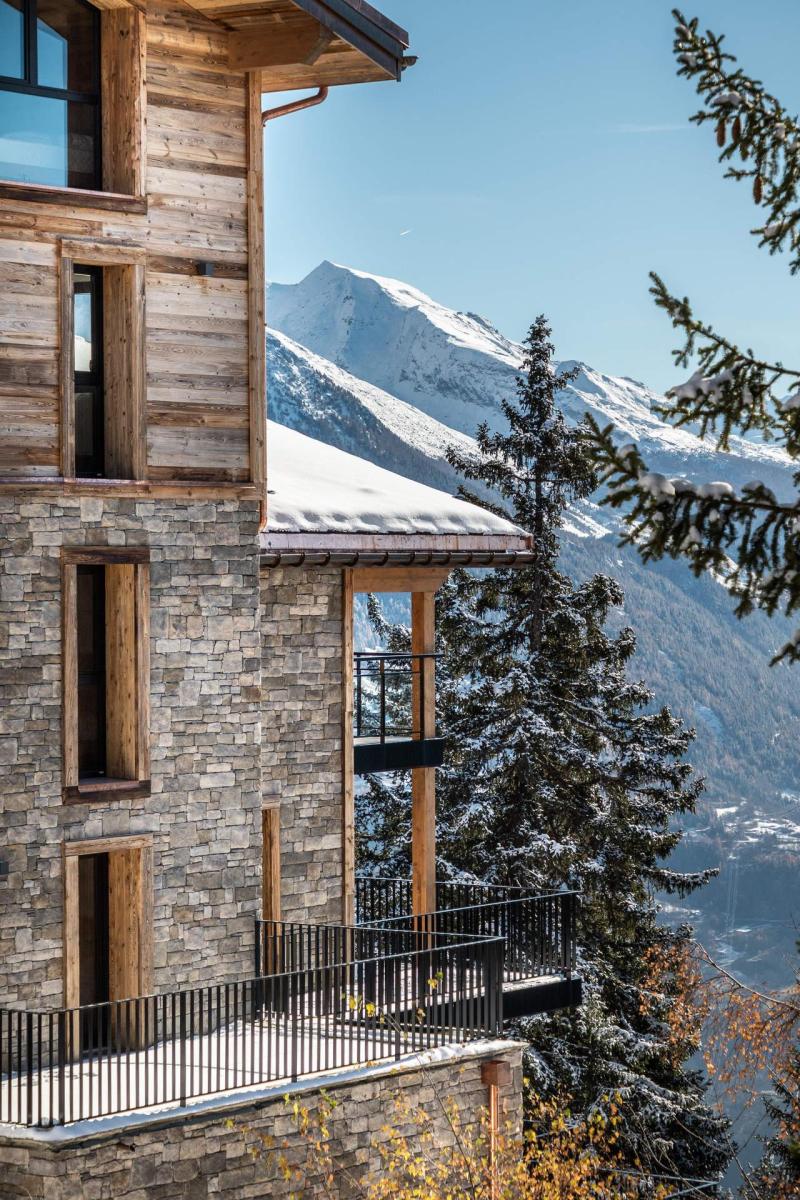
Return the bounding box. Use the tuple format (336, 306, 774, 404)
(263, 422, 533, 560)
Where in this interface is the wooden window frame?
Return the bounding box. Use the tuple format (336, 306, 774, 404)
(63, 833, 154, 1011)
(62, 545, 150, 804)
(0, 1, 145, 208)
(59, 240, 147, 481)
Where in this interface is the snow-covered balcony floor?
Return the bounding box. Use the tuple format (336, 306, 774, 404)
(0, 1013, 478, 1130)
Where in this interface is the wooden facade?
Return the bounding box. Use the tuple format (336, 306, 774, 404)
(0, 0, 408, 505)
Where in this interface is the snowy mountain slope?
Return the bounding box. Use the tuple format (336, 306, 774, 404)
(269, 261, 793, 499)
(266, 261, 800, 819)
(267, 329, 477, 498)
(267, 329, 611, 539)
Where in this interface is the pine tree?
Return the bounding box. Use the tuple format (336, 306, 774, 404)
(587, 9, 800, 664)
(358, 316, 730, 1187)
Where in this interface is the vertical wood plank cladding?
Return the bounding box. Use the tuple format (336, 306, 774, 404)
(102, 9, 146, 197)
(104, 263, 146, 479)
(105, 563, 138, 780)
(63, 853, 80, 1011)
(59, 254, 74, 476)
(62, 563, 79, 790)
(246, 72, 266, 514)
(262, 806, 282, 922)
(135, 561, 151, 782)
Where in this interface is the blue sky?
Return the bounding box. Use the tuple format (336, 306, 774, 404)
(264, 1, 800, 392)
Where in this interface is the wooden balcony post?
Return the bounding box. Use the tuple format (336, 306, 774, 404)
(342, 569, 356, 926)
(411, 590, 436, 916)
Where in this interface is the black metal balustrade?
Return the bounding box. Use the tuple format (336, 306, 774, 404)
(0, 920, 504, 1129)
(354, 876, 581, 1016)
(353, 652, 445, 773)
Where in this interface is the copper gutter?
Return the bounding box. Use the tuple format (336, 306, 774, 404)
(262, 86, 329, 125)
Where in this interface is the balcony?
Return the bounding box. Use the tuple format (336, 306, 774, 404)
(0, 920, 503, 1130)
(353, 651, 445, 774)
(355, 877, 582, 1019)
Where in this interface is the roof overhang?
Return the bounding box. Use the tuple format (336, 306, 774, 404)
(260, 531, 537, 569)
(184, 0, 411, 89)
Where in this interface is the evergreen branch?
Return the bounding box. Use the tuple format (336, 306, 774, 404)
(585, 416, 800, 663)
(649, 273, 800, 452)
(673, 9, 800, 271)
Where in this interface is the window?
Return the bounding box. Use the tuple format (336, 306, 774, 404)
(60, 245, 146, 480)
(0, 0, 100, 190)
(73, 265, 103, 477)
(62, 547, 150, 803)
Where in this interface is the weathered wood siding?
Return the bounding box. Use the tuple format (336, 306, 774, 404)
(0, 0, 254, 484)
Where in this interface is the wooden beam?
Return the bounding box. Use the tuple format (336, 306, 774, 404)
(64, 833, 154, 857)
(63, 853, 80, 1010)
(246, 71, 266, 517)
(352, 567, 451, 595)
(101, 8, 146, 198)
(58, 254, 74, 478)
(105, 563, 138, 780)
(262, 806, 282, 922)
(411, 590, 436, 916)
(342, 568, 355, 925)
(62, 561, 79, 790)
(229, 17, 329, 71)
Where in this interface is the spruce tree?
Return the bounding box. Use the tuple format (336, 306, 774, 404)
(587, 9, 800, 664)
(358, 316, 730, 1186)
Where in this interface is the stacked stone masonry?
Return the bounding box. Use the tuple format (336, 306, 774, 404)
(260, 565, 345, 926)
(0, 496, 263, 1005)
(0, 1046, 524, 1199)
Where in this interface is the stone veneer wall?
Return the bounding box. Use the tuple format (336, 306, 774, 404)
(0, 496, 263, 1006)
(0, 1045, 524, 1199)
(260, 565, 344, 925)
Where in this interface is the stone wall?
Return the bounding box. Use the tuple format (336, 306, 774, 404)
(260, 565, 344, 925)
(0, 496, 263, 1006)
(0, 1045, 524, 1199)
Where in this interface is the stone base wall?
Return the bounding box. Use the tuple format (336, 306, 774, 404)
(260, 565, 344, 925)
(0, 1046, 523, 1199)
(0, 497, 263, 1005)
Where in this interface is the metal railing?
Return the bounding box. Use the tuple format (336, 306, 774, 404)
(0, 920, 504, 1129)
(354, 652, 438, 743)
(355, 877, 578, 983)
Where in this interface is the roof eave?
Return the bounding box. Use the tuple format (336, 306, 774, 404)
(260, 530, 536, 569)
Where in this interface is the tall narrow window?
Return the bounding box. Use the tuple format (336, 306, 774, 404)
(63, 548, 150, 803)
(0, 0, 100, 190)
(76, 563, 106, 778)
(61, 250, 144, 481)
(73, 265, 104, 479)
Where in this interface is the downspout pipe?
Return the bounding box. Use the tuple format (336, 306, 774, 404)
(259, 86, 330, 529)
(262, 86, 329, 125)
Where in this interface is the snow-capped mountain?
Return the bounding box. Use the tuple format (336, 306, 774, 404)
(270, 259, 800, 1000)
(269, 261, 793, 500)
(267, 263, 800, 821)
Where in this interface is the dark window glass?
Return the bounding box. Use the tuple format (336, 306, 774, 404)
(0, 0, 24, 80)
(77, 564, 106, 779)
(74, 265, 104, 477)
(0, 0, 100, 189)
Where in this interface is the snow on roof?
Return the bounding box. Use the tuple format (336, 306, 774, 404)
(266, 421, 529, 539)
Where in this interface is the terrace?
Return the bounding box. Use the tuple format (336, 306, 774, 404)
(0, 891, 579, 1130)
